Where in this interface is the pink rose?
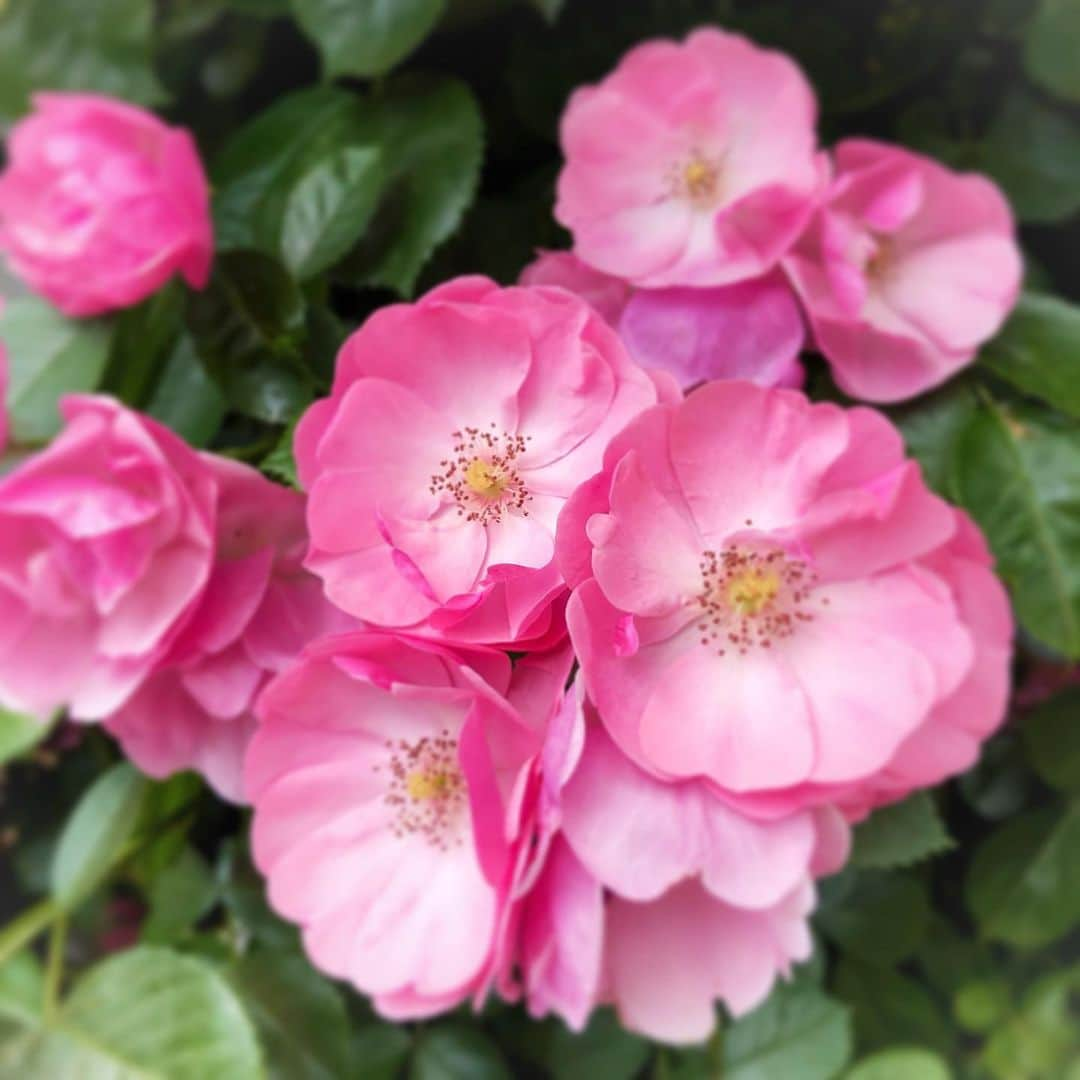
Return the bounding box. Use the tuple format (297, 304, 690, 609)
(0, 396, 216, 720)
(520, 252, 806, 391)
(0, 328, 7, 452)
(245, 631, 550, 1019)
(555, 29, 820, 288)
(557, 380, 1012, 818)
(295, 275, 658, 648)
(0, 93, 213, 317)
(105, 457, 353, 802)
(784, 139, 1022, 403)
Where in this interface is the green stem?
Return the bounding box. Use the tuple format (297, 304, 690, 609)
(0, 899, 58, 970)
(43, 913, 68, 1020)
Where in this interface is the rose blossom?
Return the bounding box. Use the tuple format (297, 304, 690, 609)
(554, 29, 820, 288)
(0, 395, 216, 720)
(557, 380, 1012, 818)
(0, 93, 213, 317)
(521, 251, 805, 390)
(784, 139, 1022, 403)
(245, 631, 562, 1018)
(294, 275, 658, 648)
(106, 457, 352, 802)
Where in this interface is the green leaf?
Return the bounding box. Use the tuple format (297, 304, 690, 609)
(186, 250, 313, 423)
(146, 336, 229, 448)
(0, 952, 43, 1034)
(101, 283, 186, 408)
(0, 0, 164, 123)
(0, 708, 51, 767)
(352, 1022, 412, 1080)
(345, 76, 483, 296)
(950, 399, 1080, 657)
(973, 89, 1080, 224)
(280, 145, 384, 280)
(892, 381, 977, 498)
(1, 297, 112, 446)
(290, 0, 446, 79)
(953, 977, 1012, 1033)
(410, 1024, 511, 1080)
(529, 0, 566, 21)
(850, 793, 953, 870)
(141, 848, 217, 945)
(1024, 0, 1080, 103)
(817, 871, 930, 966)
(846, 1048, 951, 1080)
(542, 1009, 650, 1080)
(0, 946, 262, 1078)
(981, 292, 1080, 419)
(1023, 687, 1080, 792)
(229, 951, 351, 1080)
(260, 420, 301, 489)
(723, 978, 852, 1080)
(966, 802, 1080, 948)
(50, 763, 148, 911)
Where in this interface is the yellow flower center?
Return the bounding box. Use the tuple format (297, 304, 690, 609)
(464, 457, 509, 500)
(726, 567, 781, 616)
(405, 768, 457, 801)
(683, 158, 719, 203)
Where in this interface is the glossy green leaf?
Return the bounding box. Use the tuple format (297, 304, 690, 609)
(345, 77, 483, 295)
(50, 763, 148, 911)
(542, 1009, 650, 1080)
(0, 0, 164, 123)
(981, 292, 1080, 419)
(101, 283, 186, 409)
(851, 793, 953, 870)
(846, 1047, 951, 1080)
(0, 946, 262, 1078)
(146, 336, 229, 448)
(260, 419, 301, 489)
(410, 1024, 511, 1080)
(290, 0, 446, 79)
(1, 297, 112, 446)
(0, 708, 51, 767)
(723, 978, 852, 1080)
(141, 848, 217, 946)
(817, 872, 930, 966)
(228, 951, 351, 1080)
(1024, 0, 1080, 103)
(951, 399, 1080, 657)
(1022, 687, 1080, 792)
(892, 381, 977, 499)
(280, 145, 384, 279)
(352, 1022, 412, 1080)
(967, 802, 1080, 947)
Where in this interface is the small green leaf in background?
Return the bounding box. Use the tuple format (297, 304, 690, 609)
(817, 872, 930, 966)
(541, 1009, 650, 1080)
(280, 145, 384, 280)
(353, 1021, 413, 1080)
(953, 977, 1012, 1034)
(723, 977, 852, 1080)
(0, 0, 164, 124)
(0, 709, 51, 768)
(980, 292, 1080, 420)
(229, 951, 351, 1080)
(850, 792, 954, 870)
(966, 802, 1080, 948)
(1022, 686, 1080, 792)
(141, 847, 217, 945)
(892, 381, 976, 499)
(529, 0, 567, 22)
(291, 0, 446, 79)
(50, 763, 148, 911)
(146, 336, 229, 448)
(1024, 0, 1080, 104)
(0, 946, 262, 1078)
(846, 1046, 951, 1080)
(0, 952, 42, 1040)
(1, 297, 112, 446)
(411, 1023, 512, 1080)
(951, 399, 1080, 658)
(345, 77, 484, 296)
(260, 418, 301, 489)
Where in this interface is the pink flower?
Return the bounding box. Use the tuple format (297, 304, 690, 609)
(515, 714, 849, 1042)
(0, 331, 7, 452)
(105, 458, 353, 802)
(784, 139, 1022, 403)
(555, 29, 820, 288)
(558, 380, 1012, 817)
(520, 252, 805, 391)
(0, 396, 216, 720)
(0, 93, 213, 318)
(245, 631, 549, 1018)
(295, 276, 658, 648)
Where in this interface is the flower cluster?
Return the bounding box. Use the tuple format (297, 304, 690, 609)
(0, 31, 1017, 1046)
(528, 27, 1022, 403)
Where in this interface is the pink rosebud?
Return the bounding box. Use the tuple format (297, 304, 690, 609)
(295, 275, 658, 648)
(557, 380, 1012, 819)
(0, 396, 217, 720)
(245, 631, 550, 1018)
(105, 458, 354, 803)
(785, 139, 1022, 402)
(0, 93, 213, 317)
(555, 29, 820, 288)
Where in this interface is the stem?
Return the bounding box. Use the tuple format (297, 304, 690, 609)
(43, 913, 68, 1020)
(0, 899, 58, 970)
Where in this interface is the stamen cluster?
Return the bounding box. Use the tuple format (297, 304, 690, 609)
(382, 730, 466, 849)
(430, 425, 532, 525)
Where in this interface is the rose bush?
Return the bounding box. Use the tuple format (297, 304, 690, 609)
(0, 2, 1078, 1078)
